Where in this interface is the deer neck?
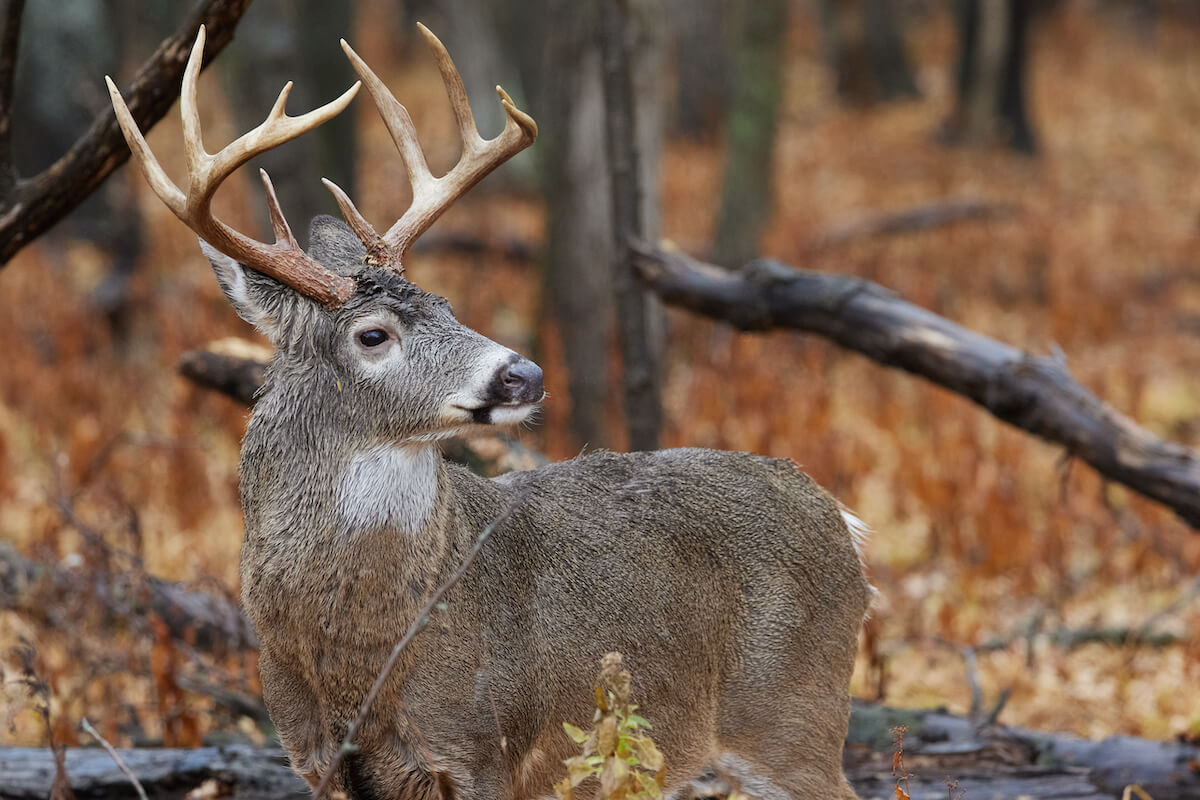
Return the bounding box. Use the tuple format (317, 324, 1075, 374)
(239, 382, 456, 603)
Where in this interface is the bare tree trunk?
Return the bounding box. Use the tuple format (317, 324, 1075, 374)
(941, 0, 1037, 153)
(819, 0, 920, 105)
(600, 0, 661, 450)
(668, 0, 730, 140)
(534, 2, 615, 449)
(711, 0, 789, 268)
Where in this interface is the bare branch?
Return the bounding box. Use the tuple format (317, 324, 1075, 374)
(80, 718, 148, 800)
(0, 0, 252, 265)
(313, 496, 527, 799)
(631, 241, 1200, 529)
(814, 199, 1020, 249)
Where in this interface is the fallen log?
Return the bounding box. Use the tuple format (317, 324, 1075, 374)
(0, 744, 305, 800)
(0, 542, 256, 654)
(4, 704, 1197, 800)
(631, 241, 1200, 529)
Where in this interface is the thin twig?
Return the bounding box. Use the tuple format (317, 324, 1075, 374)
(313, 494, 528, 799)
(80, 717, 149, 800)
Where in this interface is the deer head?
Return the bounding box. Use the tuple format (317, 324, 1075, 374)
(107, 24, 543, 442)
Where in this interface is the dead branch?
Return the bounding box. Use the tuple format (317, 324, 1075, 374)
(179, 348, 267, 407)
(814, 199, 1019, 248)
(631, 241, 1200, 529)
(977, 625, 1185, 652)
(0, 541, 256, 653)
(80, 718, 148, 800)
(0, 0, 252, 264)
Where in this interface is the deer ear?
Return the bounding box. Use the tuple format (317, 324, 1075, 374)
(201, 240, 288, 341)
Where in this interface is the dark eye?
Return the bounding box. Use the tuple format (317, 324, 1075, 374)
(358, 329, 389, 347)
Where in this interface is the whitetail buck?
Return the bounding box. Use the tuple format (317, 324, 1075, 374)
(108, 25, 872, 800)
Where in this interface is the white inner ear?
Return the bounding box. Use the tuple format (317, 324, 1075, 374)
(200, 240, 277, 336)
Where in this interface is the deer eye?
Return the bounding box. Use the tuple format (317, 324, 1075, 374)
(358, 329, 389, 347)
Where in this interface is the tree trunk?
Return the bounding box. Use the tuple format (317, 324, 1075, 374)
(819, 0, 920, 105)
(534, 2, 615, 449)
(710, 0, 788, 269)
(668, 0, 730, 140)
(942, 0, 1037, 153)
(600, 0, 662, 450)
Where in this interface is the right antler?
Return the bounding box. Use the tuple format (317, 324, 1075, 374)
(106, 25, 360, 306)
(323, 24, 538, 270)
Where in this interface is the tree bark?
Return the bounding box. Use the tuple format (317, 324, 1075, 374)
(631, 242, 1200, 529)
(710, 0, 788, 269)
(667, 0, 729, 140)
(0, 0, 252, 265)
(819, 0, 920, 105)
(600, 0, 661, 451)
(941, 0, 1037, 153)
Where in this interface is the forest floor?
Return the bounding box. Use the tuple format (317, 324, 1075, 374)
(0, 0, 1198, 767)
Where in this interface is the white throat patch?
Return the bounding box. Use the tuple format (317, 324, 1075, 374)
(337, 445, 439, 535)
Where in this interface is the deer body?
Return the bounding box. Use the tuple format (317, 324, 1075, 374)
(244, 419, 870, 800)
(108, 25, 871, 800)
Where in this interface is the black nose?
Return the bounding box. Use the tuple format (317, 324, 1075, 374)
(497, 358, 544, 404)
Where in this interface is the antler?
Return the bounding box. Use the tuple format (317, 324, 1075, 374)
(106, 25, 361, 306)
(324, 23, 538, 270)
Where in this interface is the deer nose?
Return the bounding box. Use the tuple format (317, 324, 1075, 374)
(499, 358, 544, 404)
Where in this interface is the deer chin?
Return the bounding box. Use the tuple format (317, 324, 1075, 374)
(445, 400, 541, 428)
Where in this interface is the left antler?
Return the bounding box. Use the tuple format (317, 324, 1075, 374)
(323, 23, 538, 271)
(107, 25, 360, 306)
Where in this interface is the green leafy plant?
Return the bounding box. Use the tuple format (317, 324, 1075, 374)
(555, 652, 665, 800)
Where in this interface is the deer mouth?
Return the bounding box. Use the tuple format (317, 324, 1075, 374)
(452, 397, 543, 426)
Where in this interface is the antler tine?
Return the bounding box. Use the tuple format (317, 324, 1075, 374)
(107, 25, 361, 306)
(339, 38, 435, 198)
(337, 26, 538, 265)
(416, 23, 483, 155)
(260, 169, 300, 250)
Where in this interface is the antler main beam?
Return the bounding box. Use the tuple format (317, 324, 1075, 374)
(107, 25, 359, 306)
(324, 24, 538, 269)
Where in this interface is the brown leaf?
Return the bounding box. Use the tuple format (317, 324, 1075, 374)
(599, 756, 630, 800)
(597, 716, 619, 757)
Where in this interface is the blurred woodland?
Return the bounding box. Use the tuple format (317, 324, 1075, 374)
(1, 0, 1200, 781)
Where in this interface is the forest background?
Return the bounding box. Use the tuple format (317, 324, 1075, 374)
(1, 0, 1199, 754)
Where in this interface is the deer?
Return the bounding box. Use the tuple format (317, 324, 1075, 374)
(107, 24, 873, 800)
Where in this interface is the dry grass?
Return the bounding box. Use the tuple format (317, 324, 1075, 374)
(1, 2, 1198, 748)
